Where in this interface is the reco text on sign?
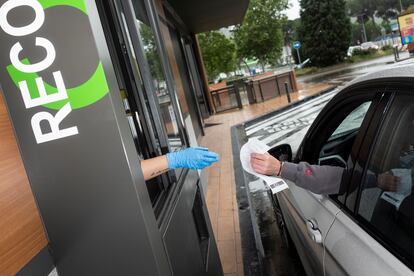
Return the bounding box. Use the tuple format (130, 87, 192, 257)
(0, 0, 79, 144)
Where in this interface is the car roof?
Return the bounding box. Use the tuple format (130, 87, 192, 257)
(345, 64, 414, 88)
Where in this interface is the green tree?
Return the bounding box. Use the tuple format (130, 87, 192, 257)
(233, 0, 288, 69)
(365, 19, 381, 41)
(351, 18, 382, 43)
(351, 22, 363, 45)
(198, 31, 237, 81)
(381, 21, 392, 34)
(299, 0, 351, 67)
(347, 0, 414, 22)
(375, 0, 403, 21)
(347, 0, 378, 27)
(284, 19, 302, 64)
(401, 4, 414, 15)
(372, 0, 412, 20)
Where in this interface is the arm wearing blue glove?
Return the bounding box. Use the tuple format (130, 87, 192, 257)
(141, 147, 219, 181)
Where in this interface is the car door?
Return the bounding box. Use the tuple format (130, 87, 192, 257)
(325, 89, 414, 276)
(277, 86, 382, 276)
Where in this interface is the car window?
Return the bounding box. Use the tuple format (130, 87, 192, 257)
(330, 101, 371, 140)
(357, 94, 414, 267)
(319, 101, 372, 168)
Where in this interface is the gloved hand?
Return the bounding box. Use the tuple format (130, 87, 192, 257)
(166, 147, 219, 170)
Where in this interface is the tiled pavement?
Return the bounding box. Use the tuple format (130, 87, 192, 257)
(199, 82, 334, 276)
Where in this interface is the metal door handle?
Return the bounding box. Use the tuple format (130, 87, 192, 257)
(306, 219, 322, 244)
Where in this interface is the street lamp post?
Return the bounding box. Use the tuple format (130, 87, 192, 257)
(362, 20, 367, 42)
(399, 0, 403, 12)
(358, 13, 368, 42)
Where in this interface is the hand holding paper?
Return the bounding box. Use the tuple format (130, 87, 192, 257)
(251, 152, 282, 176)
(240, 138, 288, 194)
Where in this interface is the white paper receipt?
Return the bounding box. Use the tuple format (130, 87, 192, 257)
(240, 138, 289, 194)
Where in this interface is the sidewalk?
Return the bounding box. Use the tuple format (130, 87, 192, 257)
(199, 82, 334, 276)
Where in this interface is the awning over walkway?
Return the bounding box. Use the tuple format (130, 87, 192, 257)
(165, 0, 250, 33)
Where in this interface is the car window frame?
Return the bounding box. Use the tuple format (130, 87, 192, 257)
(296, 85, 385, 206)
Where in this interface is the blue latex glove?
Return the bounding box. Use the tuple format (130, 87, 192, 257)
(166, 147, 219, 170)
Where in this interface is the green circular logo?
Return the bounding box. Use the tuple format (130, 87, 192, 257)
(7, 0, 109, 110)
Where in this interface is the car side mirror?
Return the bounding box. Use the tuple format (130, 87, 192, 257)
(268, 144, 292, 162)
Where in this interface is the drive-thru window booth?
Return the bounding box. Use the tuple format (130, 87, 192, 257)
(0, 0, 248, 274)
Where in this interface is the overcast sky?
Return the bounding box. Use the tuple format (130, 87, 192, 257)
(285, 0, 300, 20)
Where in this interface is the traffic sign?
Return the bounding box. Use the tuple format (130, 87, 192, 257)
(293, 41, 301, 49)
(293, 41, 302, 64)
(390, 19, 399, 31)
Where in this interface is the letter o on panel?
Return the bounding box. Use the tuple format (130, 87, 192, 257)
(0, 0, 45, 36)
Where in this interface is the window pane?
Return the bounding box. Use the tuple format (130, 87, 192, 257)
(109, 33, 164, 205)
(113, 4, 171, 207)
(319, 101, 372, 168)
(357, 95, 414, 264)
(119, 11, 163, 152)
(330, 101, 371, 140)
(131, 2, 184, 152)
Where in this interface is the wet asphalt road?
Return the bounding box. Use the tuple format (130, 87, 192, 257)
(299, 54, 414, 87)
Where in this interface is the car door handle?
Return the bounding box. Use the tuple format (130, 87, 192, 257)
(306, 219, 323, 244)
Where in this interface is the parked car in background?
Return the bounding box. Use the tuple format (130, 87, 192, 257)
(347, 45, 362, 57)
(360, 41, 380, 50)
(270, 65, 414, 276)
